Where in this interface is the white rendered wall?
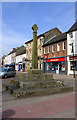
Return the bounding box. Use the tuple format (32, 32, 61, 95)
(75, 31, 77, 54)
(16, 54, 26, 63)
(67, 30, 77, 75)
(4, 54, 11, 65)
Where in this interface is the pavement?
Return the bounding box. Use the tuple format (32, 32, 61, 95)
(1, 73, 77, 119)
(2, 91, 76, 118)
(53, 74, 76, 90)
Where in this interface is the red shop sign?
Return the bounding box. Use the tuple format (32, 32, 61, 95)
(46, 57, 65, 62)
(44, 55, 48, 58)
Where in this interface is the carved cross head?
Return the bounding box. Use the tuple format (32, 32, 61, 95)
(32, 24, 38, 32)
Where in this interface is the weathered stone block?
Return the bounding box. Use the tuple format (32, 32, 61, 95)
(28, 69, 43, 74)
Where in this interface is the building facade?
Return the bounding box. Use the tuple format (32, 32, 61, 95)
(4, 54, 11, 67)
(15, 53, 26, 71)
(15, 45, 26, 71)
(0, 55, 6, 67)
(4, 48, 17, 69)
(25, 27, 62, 70)
(67, 21, 77, 75)
(43, 33, 67, 74)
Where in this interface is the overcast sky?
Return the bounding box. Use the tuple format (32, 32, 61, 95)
(1, 2, 75, 57)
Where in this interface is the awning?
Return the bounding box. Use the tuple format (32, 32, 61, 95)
(18, 62, 22, 64)
(9, 64, 15, 66)
(4, 64, 9, 67)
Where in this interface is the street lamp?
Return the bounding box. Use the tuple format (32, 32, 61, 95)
(69, 42, 75, 78)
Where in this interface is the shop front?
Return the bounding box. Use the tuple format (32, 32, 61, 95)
(43, 57, 66, 74)
(15, 62, 22, 71)
(4, 64, 9, 67)
(4, 63, 15, 69)
(18, 62, 22, 71)
(68, 56, 77, 75)
(9, 63, 15, 69)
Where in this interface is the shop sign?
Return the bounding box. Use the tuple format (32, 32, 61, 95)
(18, 62, 22, 65)
(16, 64, 18, 65)
(46, 57, 65, 62)
(44, 55, 48, 58)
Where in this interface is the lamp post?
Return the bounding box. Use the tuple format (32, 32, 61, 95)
(70, 43, 75, 78)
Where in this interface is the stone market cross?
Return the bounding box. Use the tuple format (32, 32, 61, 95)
(32, 24, 38, 69)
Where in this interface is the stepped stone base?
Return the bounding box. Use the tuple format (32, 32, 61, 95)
(17, 73, 53, 81)
(2, 73, 73, 98)
(28, 69, 43, 74)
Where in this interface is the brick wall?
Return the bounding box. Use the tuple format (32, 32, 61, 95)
(43, 40, 67, 58)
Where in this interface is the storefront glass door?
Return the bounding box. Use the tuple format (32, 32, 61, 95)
(46, 61, 66, 74)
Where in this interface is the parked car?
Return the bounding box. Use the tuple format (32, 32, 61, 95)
(0, 67, 16, 78)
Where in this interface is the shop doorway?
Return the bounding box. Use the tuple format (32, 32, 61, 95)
(46, 61, 66, 74)
(22, 63, 25, 72)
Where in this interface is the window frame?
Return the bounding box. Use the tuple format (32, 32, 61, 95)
(69, 32, 73, 38)
(48, 46, 50, 53)
(40, 48, 42, 55)
(52, 44, 55, 52)
(44, 47, 46, 54)
(63, 41, 66, 50)
(57, 43, 60, 51)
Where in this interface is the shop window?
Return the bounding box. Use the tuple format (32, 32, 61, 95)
(52, 45, 55, 52)
(70, 61, 77, 71)
(40, 49, 42, 55)
(48, 46, 50, 53)
(47, 63, 52, 70)
(57, 43, 60, 51)
(40, 39, 41, 45)
(61, 62, 66, 72)
(63, 41, 66, 50)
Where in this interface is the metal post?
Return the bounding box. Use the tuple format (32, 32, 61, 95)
(72, 43, 75, 78)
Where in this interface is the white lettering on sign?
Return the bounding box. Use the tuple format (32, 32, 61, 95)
(50, 59, 58, 62)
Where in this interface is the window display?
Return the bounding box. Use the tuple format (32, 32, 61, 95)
(70, 61, 77, 71)
(46, 61, 66, 73)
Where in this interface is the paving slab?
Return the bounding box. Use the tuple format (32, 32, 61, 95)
(1, 73, 76, 119)
(2, 91, 75, 118)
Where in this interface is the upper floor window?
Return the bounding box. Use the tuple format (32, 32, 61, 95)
(63, 41, 66, 50)
(48, 46, 50, 53)
(69, 32, 73, 38)
(52, 45, 55, 52)
(40, 49, 42, 55)
(44, 47, 46, 54)
(39, 37, 43, 46)
(40, 39, 41, 44)
(30, 50, 31, 54)
(57, 43, 60, 51)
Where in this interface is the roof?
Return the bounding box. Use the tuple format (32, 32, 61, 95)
(2, 55, 6, 59)
(25, 27, 62, 44)
(16, 45, 26, 56)
(42, 32, 67, 47)
(67, 21, 77, 32)
(8, 48, 17, 55)
(25, 34, 44, 44)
